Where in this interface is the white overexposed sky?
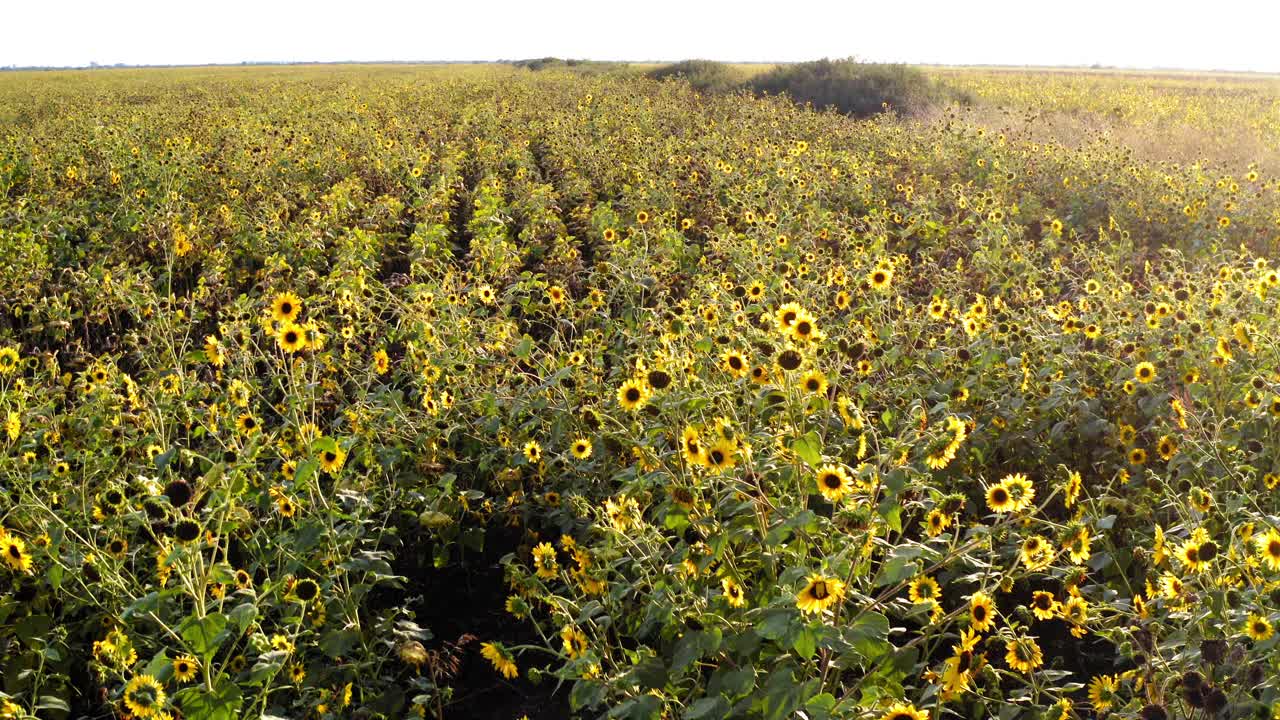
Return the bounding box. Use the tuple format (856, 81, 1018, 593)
(5, 0, 1280, 72)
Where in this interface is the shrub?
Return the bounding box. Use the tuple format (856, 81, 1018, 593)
(647, 60, 744, 95)
(749, 58, 939, 117)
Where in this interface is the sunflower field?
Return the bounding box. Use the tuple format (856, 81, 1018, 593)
(2, 63, 1280, 720)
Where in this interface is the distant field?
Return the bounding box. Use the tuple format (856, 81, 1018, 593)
(2, 64, 1280, 720)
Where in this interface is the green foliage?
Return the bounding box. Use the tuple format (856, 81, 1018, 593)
(647, 60, 744, 95)
(749, 58, 940, 117)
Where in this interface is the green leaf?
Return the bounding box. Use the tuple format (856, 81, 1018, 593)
(847, 611, 891, 661)
(15, 615, 52, 644)
(293, 459, 319, 486)
(873, 546, 921, 588)
(244, 650, 288, 687)
(804, 693, 837, 720)
(790, 431, 822, 468)
(228, 602, 257, 635)
(180, 613, 228, 658)
(320, 629, 361, 659)
(570, 680, 606, 711)
(791, 626, 817, 659)
(514, 335, 534, 359)
(36, 696, 70, 712)
(176, 682, 242, 720)
(756, 608, 793, 641)
(684, 696, 730, 720)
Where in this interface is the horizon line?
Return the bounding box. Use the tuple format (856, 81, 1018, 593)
(3, 59, 1279, 76)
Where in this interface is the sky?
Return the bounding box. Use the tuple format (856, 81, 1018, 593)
(6, 0, 1280, 72)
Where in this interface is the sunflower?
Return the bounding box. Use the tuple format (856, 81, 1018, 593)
(293, 578, 320, 602)
(271, 292, 302, 322)
(616, 379, 650, 411)
(969, 592, 995, 632)
(1020, 535, 1054, 570)
(275, 321, 307, 353)
(1062, 595, 1088, 628)
(523, 440, 542, 464)
(1063, 470, 1082, 508)
(560, 625, 588, 659)
(1177, 538, 1212, 572)
(814, 464, 852, 502)
(1030, 591, 1058, 620)
(1255, 528, 1280, 571)
(532, 542, 558, 578)
(1088, 674, 1119, 712)
(1004, 635, 1044, 673)
(0, 347, 19, 375)
(681, 426, 706, 466)
(236, 413, 260, 435)
(318, 443, 346, 474)
(1133, 361, 1157, 383)
(775, 302, 805, 333)
(276, 497, 298, 518)
(868, 265, 894, 291)
(123, 675, 166, 718)
(925, 509, 952, 537)
(107, 537, 129, 558)
(788, 310, 819, 343)
(1156, 435, 1178, 460)
(986, 483, 1014, 513)
(705, 438, 738, 471)
(570, 438, 592, 460)
(1000, 473, 1036, 512)
(722, 350, 749, 378)
(799, 369, 828, 396)
(172, 655, 200, 682)
(173, 519, 201, 543)
(908, 576, 941, 604)
(879, 703, 928, 720)
(481, 641, 519, 679)
(1, 535, 33, 573)
(1064, 526, 1092, 564)
(372, 349, 390, 375)
(1245, 613, 1274, 641)
(796, 573, 846, 615)
(721, 577, 746, 608)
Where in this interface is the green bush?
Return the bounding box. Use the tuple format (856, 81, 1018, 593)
(511, 58, 630, 76)
(749, 58, 939, 118)
(647, 60, 744, 95)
